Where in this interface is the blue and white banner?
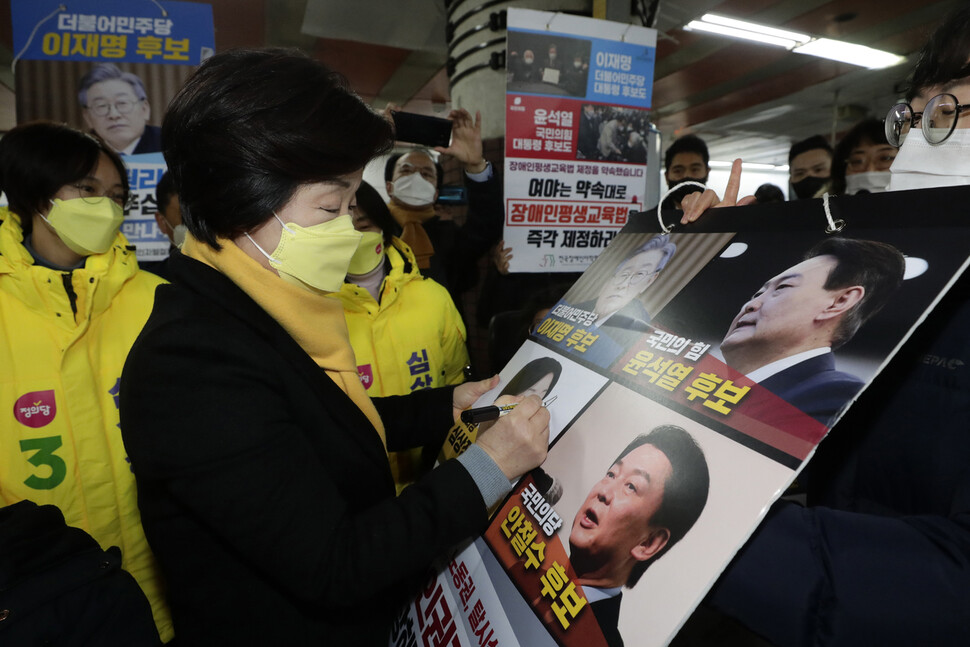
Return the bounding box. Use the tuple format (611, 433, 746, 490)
(12, 0, 214, 66)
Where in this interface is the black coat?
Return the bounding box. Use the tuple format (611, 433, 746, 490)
(119, 252, 489, 645)
(0, 501, 160, 646)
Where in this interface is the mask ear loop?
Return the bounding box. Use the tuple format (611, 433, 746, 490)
(245, 213, 291, 263)
(655, 181, 708, 234)
(822, 193, 845, 234)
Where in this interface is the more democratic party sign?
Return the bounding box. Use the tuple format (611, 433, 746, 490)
(504, 9, 657, 274)
(13, 0, 214, 264)
(12, 0, 215, 66)
(395, 186, 970, 647)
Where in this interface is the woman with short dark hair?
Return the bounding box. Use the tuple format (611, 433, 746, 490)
(119, 48, 550, 645)
(0, 121, 170, 641)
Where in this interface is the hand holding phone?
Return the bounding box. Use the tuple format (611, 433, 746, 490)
(391, 111, 453, 148)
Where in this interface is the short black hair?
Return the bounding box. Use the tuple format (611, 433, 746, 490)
(162, 48, 393, 248)
(383, 150, 444, 191)
(830, 118, 891, 194)
(155, 171, 177, 213)
(754, 183, 785, 203)
(664, 134, 709, 172)
(354, 181, 401, 243)
(0, 121, 129, 236)
(499, 357, 563, 399)
(804, 237, 905, 348)
(789, 135, 833, 165)
(622, 425, 709, 587)
(905, 5, 970, 102)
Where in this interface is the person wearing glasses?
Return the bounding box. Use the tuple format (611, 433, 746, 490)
(676, 8, 970, 646)
(552, 235, 676, 368)
(884, 36, 970, 191)
(78, 63, 162, 155)
(585, 235, 676, 329)
(829, 118, 898, 195)
(0, 122, 171, 640)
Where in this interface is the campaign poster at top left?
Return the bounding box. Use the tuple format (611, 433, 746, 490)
(12, 0, 215, 263)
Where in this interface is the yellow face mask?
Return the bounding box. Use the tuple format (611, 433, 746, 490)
(43, 197, 124, 256)
(346, 231, 385, 275)
(247, 213, 363, 293)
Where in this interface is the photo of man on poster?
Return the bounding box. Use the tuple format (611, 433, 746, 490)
(568, 425, 709, 647)
(555, 235, 676, 367)
(78, 63, 162, 155)
(720, 237, 904, 425)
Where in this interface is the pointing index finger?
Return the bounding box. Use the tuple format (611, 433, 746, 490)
(721, 159, 743, 206)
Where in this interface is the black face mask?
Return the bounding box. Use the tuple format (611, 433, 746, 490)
(791, 175, 829, 200)
(662, 177, 708, 210)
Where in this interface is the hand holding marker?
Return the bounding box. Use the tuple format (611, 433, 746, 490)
(461, 396, 557, 424)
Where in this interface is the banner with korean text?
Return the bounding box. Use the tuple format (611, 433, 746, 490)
(504, 9, 656, 273)
(394, 186, 970, 647)
(12, 0, 215, 263)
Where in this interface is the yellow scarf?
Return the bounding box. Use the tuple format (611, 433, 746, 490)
(387, 201, 435, 270)
(182, 234, 386, 447)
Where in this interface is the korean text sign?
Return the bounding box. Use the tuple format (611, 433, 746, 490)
(12, 0, 215, 66)
(395, 186, 970, 646)
(504, 9, 656, 273)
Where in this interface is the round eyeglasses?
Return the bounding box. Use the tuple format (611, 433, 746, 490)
(85, 97, 142, 118)
(71, 182, 130, 209)
(885, 93, 970, 147)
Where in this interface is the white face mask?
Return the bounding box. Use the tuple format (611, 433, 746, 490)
(162, 214, 187, 247)
(845, 171, 891, 195)
(391, 173, 437, 208)
(171, 224, 188, 248)
(888, 128, 970, 191)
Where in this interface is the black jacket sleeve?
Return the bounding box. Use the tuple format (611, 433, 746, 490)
(120, 309, 488, 611)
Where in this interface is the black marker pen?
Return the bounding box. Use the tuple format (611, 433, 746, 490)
(460, 396, 557, 424)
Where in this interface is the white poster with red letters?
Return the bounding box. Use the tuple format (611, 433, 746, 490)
(504, 9, 656, 273)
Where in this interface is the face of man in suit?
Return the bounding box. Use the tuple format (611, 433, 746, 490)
(83, 79, 151, 153)
(721, 254, 864, 375)
(568, 443, 672, 588)
(593, 249, 664, 320)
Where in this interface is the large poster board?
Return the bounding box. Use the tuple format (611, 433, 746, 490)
(11, 0, 214, 263)
(395, 186, 970, 647)
(504, 9, 656, 274)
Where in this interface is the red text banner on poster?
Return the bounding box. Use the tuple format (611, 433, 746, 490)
(506, 95, 580, 161)
(483, 474, 609, 647)
(610, 331, 828, 461)
(506, 200, 631, 228)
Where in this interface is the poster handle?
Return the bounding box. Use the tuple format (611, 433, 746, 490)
(822, 193, 846, 233)
(655, 180, 709, 233)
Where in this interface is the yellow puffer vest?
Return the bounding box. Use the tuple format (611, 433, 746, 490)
(339, 238, 469, 490)
(0, 210, 172, 641)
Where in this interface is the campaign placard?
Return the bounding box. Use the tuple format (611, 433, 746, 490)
(397, 186, 970, 646)
(504, 9, 657, 273)
(12, 0, 214, 66)
(12, 0, 214, 263)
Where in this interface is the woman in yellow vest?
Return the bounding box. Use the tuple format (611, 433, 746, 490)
(340, 181, 470, 492)
(0, 122, 171, 640)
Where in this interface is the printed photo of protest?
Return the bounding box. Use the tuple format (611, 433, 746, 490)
(576, 104, 651, 163)
(507, 31, 592, 97)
